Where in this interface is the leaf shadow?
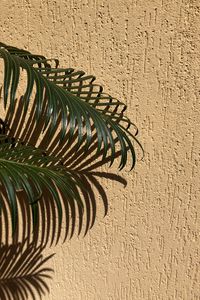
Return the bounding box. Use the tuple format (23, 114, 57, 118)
(0, 241, 54, 300)
(0, 45, 141, 300)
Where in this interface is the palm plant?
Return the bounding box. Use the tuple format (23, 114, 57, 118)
(0, 42, 141, 246)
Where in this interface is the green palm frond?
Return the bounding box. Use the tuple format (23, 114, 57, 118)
(0, 42, 141, 169)
(0, 136, 127, 245)
(0, 136, 83, 236)
(0, 42, 142, 244)
(0, 242, 54, 300)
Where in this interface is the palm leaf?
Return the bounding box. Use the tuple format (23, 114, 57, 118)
(0, 42, 141, 169)
(0, 136, 84, 236)
(0, 42, 142, 244)
(0, 242, 54, 300)
(0, 136, 128, 245)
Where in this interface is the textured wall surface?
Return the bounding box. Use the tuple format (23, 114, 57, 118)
(0, 0, 200, 299)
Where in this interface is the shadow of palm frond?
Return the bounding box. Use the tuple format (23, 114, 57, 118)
(0, 241, 54, 300)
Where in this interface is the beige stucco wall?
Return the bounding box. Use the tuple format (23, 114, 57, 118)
(0, 0, 200, 299)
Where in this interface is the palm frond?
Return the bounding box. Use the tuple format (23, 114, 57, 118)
(0, 42, 142, 244)
(0, 42, 142, 170)
(0, 242, 54, 300)
(0, 136, 83, 236)
(0, 136, 127, 245)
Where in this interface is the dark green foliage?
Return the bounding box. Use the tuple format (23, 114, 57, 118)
(0, 42, 141, 244)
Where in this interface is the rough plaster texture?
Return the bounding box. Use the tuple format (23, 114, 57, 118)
(0, 0, 200, 299)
